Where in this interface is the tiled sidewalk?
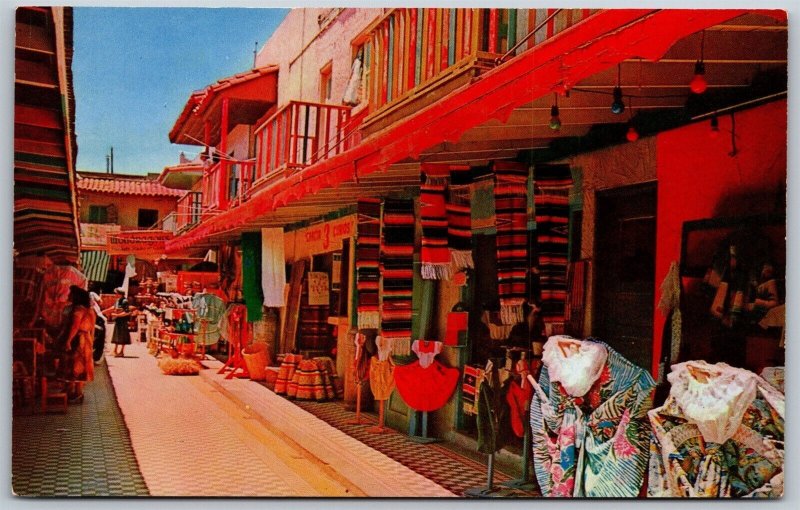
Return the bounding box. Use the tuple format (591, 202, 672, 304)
(11, 359, 149, 497)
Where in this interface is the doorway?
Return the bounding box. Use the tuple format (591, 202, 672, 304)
(593, 183, 656, 369)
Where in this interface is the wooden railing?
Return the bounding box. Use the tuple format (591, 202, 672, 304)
(176, 190, 202, 232)
(364, 8, 598, 115)
(253, 100, 352, 184)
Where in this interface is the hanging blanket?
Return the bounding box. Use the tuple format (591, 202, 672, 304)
(565, 259, 589, 337)
(261, 227, 286, 307)
(381, 198, 415, 352)
(356, 198, 382, 329)
(241, 232, 264, 322)
(534, 164, 573, 326)
(420, 164, 451, 279)
(462, 364, 486, 416)
(447, 165, 474, 270)
(494, 161, 530, 324)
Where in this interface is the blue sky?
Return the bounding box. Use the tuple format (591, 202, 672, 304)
(73, 8, 289, 175)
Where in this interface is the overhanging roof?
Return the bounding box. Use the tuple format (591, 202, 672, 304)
(169, 66, 279, 146)
(166, 9, 786, 255)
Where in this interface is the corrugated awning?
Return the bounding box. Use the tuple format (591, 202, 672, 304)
(80, 250, 110, 283)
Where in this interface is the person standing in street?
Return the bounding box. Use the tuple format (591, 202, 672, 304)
(106, 288, 132, 357)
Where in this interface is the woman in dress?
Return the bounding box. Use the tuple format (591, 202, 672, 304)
(105, 288, 132, 357)
(57, 286, 96, 403)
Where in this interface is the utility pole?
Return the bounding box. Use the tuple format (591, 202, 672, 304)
(253, 41, 258, 68)
(110, 146, 114, 174)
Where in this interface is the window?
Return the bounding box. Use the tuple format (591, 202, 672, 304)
(137, 208, 159, 229)
(88, 205, 108, 224)
(320, 61, 333, 102)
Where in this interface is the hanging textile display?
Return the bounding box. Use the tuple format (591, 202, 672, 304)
(494, 161, 530, 324)
(41, 264, 88, 328)
(241, 232, 264, 322)
(261, 227, 286, 307)
(648, 361, 784, 498)
(380, 198, 415, 351)
(445, 311, 468, 346)
(369, 336, 396, 401)
(462, 365, 486, 416)
(530, 336, 656, 498)
(534, 164, 573, 325)
(657, 261, 683, 381)
(356, 198, 382, 329)
(564, 259, 589, 337)
(506, 357, 534, 438)
(393, 340, 459, 412)
(476, 364, 513, 455)
(219, 303, 248, 348)
(420, 164, 451, 280)
(446, 164, 474, 271)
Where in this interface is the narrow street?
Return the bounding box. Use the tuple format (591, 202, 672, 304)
(14, 343, 455, 497)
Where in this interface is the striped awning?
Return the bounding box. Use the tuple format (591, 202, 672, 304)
(80, 250, 109, 283)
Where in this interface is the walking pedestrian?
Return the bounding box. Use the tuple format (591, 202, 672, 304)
(106, 288, 132, 357)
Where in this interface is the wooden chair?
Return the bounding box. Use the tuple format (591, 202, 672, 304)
(38, 349, 68, 414)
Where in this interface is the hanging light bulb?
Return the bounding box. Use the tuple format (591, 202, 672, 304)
(626, 125, 639, 142)
(549, 104, 561, 131)
(709, 113, 720, 138)
(611, 86, 625, 115)
(689, 31, 708, 94)
(690, 61, 707, 94)
(610, 64, 625, 114)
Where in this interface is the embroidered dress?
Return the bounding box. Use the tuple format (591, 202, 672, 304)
(530, 337, 656, 498)
(648, 361, 784, 498)
(394, 340, 459, 412)
(369, 336, 396, 401)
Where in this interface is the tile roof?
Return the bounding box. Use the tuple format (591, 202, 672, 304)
(77, 174, 185, 198)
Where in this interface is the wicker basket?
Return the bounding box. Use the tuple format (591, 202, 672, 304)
(242, 343, 269, 381)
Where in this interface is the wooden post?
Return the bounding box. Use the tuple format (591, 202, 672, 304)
(425, 9, 436, 80)
(488, 9, 499, 53)
(218, 98, 229, 211)
(407, 8, 417, 90)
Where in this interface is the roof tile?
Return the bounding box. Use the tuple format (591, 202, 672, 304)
(77, 175, 185, 198)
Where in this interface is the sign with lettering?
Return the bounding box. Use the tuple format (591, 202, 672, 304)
(307, 272, 330, 306)
(80, 223, 121, 248)
(286, 214, 356, 259)
(107, 230, 173, 258)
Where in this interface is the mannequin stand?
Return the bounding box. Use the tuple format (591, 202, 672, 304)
(366, 399, 389, 434)
(408, 410, 439, 443)
(464, 452, 506, 497)
(346, 382, 366, 425)
(501, 422, 536, 490)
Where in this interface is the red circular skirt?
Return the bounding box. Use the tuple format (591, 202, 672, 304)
(394, 359, 459, 412)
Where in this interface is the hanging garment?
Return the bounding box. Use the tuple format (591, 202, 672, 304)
(420, 164, 451, 280)
(370, 336, 396, 401)
(192, 293, 225, 346)
(494, 161, 530, 324)
(530, 337, 656, 498)
(342, 55, 362, 106)
(657, 261, 683, 382)
(477, 368, 512, 454)
(506, 357, 534, 438)
(462, 364, 485, 416)
(648, 362, 784, 498)
(380, 198, 415, 347)
(534, 164, 573, 326)
(121, 261, 137, 297)
(445, 311, 469, 346)
(446, 164, 474, 271)
(41, 265, 88, 328)
(564, 259, 589, 336)
(219, 303, 248, 348)
(261, 228, 286, 307)
(241, 232, 264, 322)
(356, 198, 382, 329)
(393, 340, 459, 412)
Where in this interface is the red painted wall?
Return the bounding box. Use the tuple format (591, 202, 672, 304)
(652, 99, 787, 376)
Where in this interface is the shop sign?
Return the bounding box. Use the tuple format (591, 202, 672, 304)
(107, 230, 173, 258)
(288, 214, 356, 259)
(307, 272, 330, 306)
(80, 223, 121, 248)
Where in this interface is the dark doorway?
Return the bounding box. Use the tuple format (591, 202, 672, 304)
(593, 183, 656, 369)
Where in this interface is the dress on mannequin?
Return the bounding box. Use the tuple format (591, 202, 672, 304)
(530, 336, 656, 498)
(393, 340, 459, 412)
(369, 336, 396, 401)
(648, 361, 784, 498)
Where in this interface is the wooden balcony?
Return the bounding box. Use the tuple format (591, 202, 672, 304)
(252, 100, 353, 187)
(175, 190, 202, 232)
(360, 8, 598, 135)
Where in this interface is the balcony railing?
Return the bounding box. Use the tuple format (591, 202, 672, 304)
(362, 8, 597, 128)
(176, 190, 202, 232)
(253, 100, 352, 185)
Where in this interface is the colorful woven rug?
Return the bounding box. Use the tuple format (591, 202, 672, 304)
(356, 198, 382, 329)
(447, 165, 474, 271)
(420, 164, 451, 280)
(533, 164, 573, 325)
(381, 198, 415, 356)
(493, 161, 530, 325)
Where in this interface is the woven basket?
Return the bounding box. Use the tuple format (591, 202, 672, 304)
(242, 343, 269, 381)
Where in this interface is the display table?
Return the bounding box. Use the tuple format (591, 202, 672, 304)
(153, 329, 205, 360)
